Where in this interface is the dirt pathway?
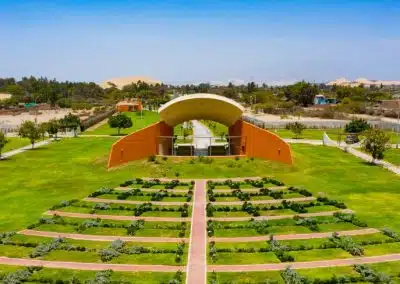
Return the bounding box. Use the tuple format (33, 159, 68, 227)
(0, 257, 185, 272)
(84, 197, 188, 206)
(212, 197, 315, 206)
(208, 254, 400, 272)
(186, 180, 207, 284)
(209, 228, 380, 242)
(20, 229, 189, 243)
(208, 209, 354, 222)
(46, 210, 191, 222)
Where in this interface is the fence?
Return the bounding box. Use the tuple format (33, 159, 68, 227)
(243, 115, 400, 132)
(80, 109, 116, 131)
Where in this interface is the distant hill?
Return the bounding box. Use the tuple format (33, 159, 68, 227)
(327, 77, 400, 87)
(100, 76, 161, 89)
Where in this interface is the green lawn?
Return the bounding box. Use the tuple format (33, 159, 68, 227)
(82, 111, 160, 136)
(0, 137, 399, 234)
(208, 271, 284, 284)
(384, 148, 400, 166)
(174, 123, 193, 143)
(272, 128, 399, 144)
(0, 265, 182, 283)
(201, 120, 228, 141)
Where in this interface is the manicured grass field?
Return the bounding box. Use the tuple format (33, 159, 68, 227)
(0, 265, 182, 283)
(0, 138, 399, 234)
(272, 128, 399, 143)
(384, 148, 400, 166)
(82, 111, 160, 136)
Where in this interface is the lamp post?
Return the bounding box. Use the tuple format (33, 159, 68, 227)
(397, 100, 400, 149)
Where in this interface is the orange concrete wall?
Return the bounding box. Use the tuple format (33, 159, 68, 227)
(108, 121, 173, 168)
(229, 119, 293, 165)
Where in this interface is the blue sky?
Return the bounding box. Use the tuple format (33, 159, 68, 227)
(0, 0, 399, 84)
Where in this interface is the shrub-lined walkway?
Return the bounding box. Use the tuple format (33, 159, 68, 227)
(20, 229, 189, 243)
(186, 180, 207, 284)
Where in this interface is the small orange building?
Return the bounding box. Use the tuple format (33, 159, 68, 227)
(116, 100, 143, 112)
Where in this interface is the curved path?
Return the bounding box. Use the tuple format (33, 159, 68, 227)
(212, 197, 315, 206)
(209, 228, 380, 243)
(46, 211, 191, 222)
(208, 254, 400, 272)
(0, 257, 185, 272)
(209, 209, 354, 222)
(84, 197, 188, 206)
(20, 229, 189, 243)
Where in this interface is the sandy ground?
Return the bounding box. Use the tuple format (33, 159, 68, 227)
(0, 109, 92, 130)
(244, 112, 346, 122)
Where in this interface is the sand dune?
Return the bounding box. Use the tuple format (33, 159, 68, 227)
(100, 76, 161, 89)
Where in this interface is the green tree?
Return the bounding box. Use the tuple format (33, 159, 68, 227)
(18, 121, 41, 149)
(46, 119, 60, 139)
(285, 122, 306, 139)
(60, 114, 80, 137)
(0, 131, 9, 158)
(108, 113, 133, 135)
(38, 122, 48, 140)
(284, 81, 318, 107)
(345, 119, 371, 133)
(362, 129, 390, 163)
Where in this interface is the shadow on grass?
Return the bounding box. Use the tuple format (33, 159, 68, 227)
(360, 161, 378, 167)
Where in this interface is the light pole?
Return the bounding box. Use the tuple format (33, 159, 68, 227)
(397, 100, 400, 149)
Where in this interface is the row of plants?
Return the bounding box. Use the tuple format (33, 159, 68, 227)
(50, 200, 191, 217)
(207, 178, 284, 190)
(0, 267, 184, 284)
(208, 229, 400, 259)
(207, 213, 369, 237)
(27, 215, 188, 237)
(98, 239, 186, 263)
(206, 199, 345, 217)
(90, 188, 193, 202)
(1, 235, 187, 264)
(120, 178, 194, 189)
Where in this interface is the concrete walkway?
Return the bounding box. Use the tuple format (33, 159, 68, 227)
(1, 140, 50, 160)
(192, 120, 213, 152)
(186, 180, 207, 284)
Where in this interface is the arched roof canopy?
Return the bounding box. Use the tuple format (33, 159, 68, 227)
(158, 93, 244, 127)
